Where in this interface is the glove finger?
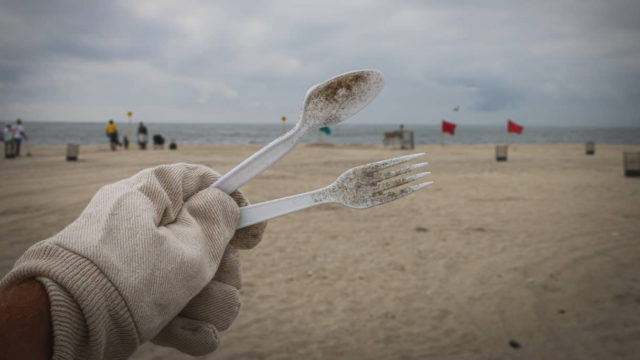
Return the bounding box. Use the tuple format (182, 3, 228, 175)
(152, 316, 219, 356)
(122, 163, 221, 226)
(231, 221, 268, 249)
(170, 187, 240, 271)
(180, 280, 240, 331)
(213, 246, 241, 289)
(229, 189, 267, 249)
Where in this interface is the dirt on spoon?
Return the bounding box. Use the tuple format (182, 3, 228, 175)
(315, 72, 368, 105)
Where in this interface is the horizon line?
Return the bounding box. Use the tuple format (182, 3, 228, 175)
(4, 120, 640, 129)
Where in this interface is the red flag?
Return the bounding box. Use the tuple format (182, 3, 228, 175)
(442, 120, 457, 135)
(507, 119, 523, 134)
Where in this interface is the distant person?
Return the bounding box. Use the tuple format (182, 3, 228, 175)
(105, 119, 121, 151)
(169, 139, 177, 150)
(153, 134, 165, 149)
(3, 124, 15, 159)
(12, 118, 28, 157)
(123, 136, 129, 150)
(137, 122, 148, 150)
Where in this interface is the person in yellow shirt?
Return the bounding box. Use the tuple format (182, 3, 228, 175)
(105, 119, 121, 151)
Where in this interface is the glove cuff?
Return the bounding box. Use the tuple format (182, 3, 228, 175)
(0, 243, 139, 360)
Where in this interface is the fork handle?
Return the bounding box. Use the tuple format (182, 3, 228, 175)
(237, 188, 332, 229)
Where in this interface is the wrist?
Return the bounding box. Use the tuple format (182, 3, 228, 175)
(1, 243, 139, 359)
(0, 279, 52, 360)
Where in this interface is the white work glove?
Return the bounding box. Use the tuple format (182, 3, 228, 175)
(0, 163, 266, 359)
(153, 180, 267, 356)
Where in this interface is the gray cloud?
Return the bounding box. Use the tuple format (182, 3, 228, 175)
(439, 77, 526, 112)
(0, 0, 638, 126)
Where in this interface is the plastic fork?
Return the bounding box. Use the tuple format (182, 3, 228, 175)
(237, 153, 432, 229)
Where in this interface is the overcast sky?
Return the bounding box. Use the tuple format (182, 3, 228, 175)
(1, 0, 639, 126)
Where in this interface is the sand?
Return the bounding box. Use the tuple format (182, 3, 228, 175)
(1, 143, 639, 359)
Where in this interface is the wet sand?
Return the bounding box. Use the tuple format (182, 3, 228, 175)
(1, 144, 639, 359)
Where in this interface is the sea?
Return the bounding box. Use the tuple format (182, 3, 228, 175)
(14, 122, 640, 146)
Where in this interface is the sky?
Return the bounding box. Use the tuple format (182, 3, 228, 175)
(0, 0, 639, 126)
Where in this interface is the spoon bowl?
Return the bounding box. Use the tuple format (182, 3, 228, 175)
(301, 70, 385, 129)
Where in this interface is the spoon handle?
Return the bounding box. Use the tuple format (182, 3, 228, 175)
(212, 125, 306, 194)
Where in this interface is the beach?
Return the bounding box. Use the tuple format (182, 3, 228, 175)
(1, 143, 639, 359)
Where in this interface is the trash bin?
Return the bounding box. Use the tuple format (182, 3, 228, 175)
(623, 152, 640, 177)
(496, 145, 508, 162)
(585, 141, 595, 155)
(66, 144, 79, 161)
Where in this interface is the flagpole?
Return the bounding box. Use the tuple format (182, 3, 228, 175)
(504, 130, 509, 145)
(447, 106, 459, 146)
(127, 111, 133, 150)
(440, 132, 444, 146)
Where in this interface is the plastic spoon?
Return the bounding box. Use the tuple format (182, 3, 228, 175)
(212, 69, 385, 194)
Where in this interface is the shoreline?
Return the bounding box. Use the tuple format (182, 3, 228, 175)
(15, 122, 640, 147)
(6, 142, 640, 150)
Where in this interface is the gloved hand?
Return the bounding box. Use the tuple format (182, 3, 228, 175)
(0, 163, 266, 359)
(153, 179, 267, 356)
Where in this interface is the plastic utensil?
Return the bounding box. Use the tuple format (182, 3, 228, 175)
(236, 153, 431, 228)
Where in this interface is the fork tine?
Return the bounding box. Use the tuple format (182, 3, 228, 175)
(374, 162, 429, 182)
(365, 153, 425, 173)
(376, 172, 431, 193)
(372, 181, 434, 206)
